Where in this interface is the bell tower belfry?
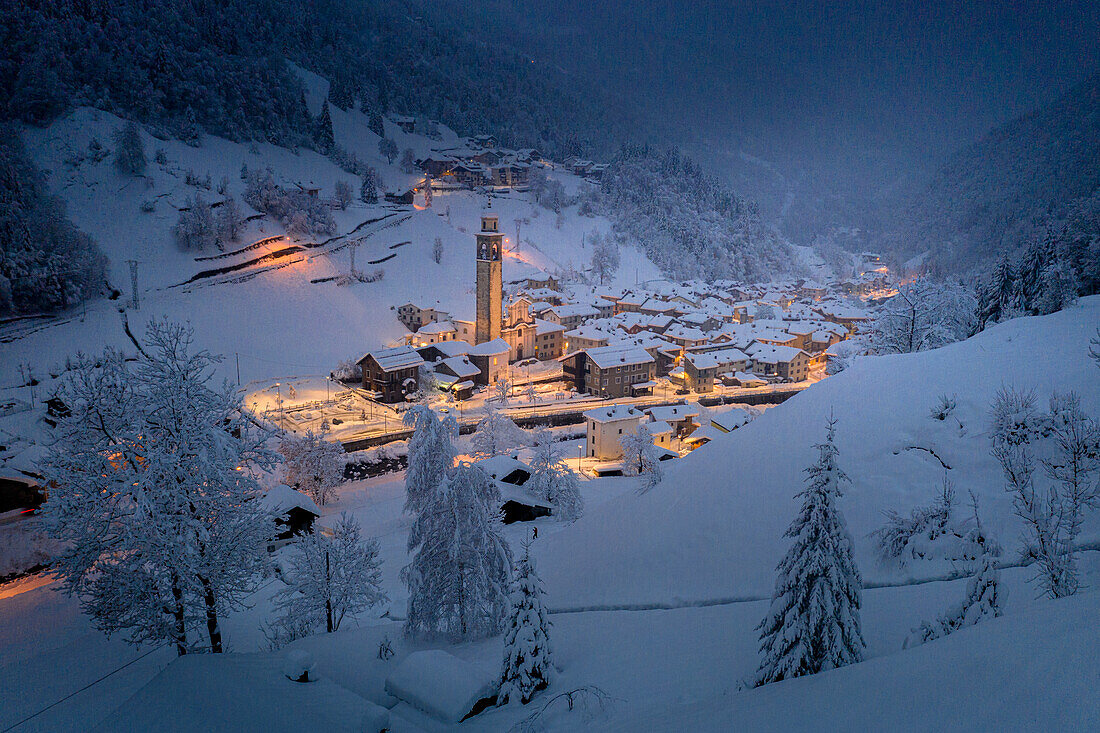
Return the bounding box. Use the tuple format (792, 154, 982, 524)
(475, 205, 503, 344)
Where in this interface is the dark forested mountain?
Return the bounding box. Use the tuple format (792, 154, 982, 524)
(0, 129, 107, 315)
(885, 72, 1100, 273)
(592, 146, 796, 282)
(0, 0, 644, 159)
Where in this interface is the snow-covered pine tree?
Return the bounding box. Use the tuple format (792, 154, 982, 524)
(316, 100, 335, 154)
(527, 427, 583, 521)
(402, 463, 512, 640)
(432, 236, 443, 264)
(278, 428, 344, 506)
(42, 320, 275, 655)
(368, 111, 385, 138)
(112, 121, 146, 176)
(904, 499, 1002, 648)
(979, 255, 1019, 327)
(471, 403, 528, 457)
(619, 424, 663, 491)
(360, 170, 379, 204)
(402, 405, 457, 513)
(1034, 258, 1078, 315)
(498, 541, 554, 705)
(270, 513, 387, 640)
(752, 417, 864, 686)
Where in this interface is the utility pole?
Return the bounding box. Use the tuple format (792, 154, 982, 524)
(235, 353, 241, 386)
(514, 219, 522, 253)
(349, 242, 357, 278)
(126, 260, 140, 310)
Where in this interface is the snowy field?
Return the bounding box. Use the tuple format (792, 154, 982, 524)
(2, 300, 1098, 730)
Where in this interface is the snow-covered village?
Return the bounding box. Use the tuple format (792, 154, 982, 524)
(2, 3, 1099, 732)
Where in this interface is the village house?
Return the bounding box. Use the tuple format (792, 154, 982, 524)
(563, 325, 611, 353)
(467, 338, 510, 385)
(358, 346, 425, 403)
(645, 402, 703, 439)
(582, 404, 646, 460)
(390, 114, 417, 133)
(546, 303, 599, 330)
(747, 343, 810, 382)
(687, 344, 751, 377)
(580, 345, 657, 398)
(409, 320, 458, 345)
(683, 351, 719, 393)
(534, 320, 565, 360)
(396, 302, 452, 332)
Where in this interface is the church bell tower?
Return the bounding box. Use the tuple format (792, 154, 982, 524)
(475, 206, 503, 344)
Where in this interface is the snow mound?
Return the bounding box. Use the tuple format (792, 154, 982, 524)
(384, 649, 497, 723)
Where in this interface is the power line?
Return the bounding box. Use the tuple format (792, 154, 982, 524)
(1, 643, 168, 732)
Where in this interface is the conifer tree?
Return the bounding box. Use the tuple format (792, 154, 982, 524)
(316, 100, 335, 154)
(978, 255, 1018, 327)
(402, 463, 512, 641)
(499, 541, 554, 705)
(360, 171, 379, 204)
(402, 405, 456, 513)
(753, 417, 864, 686)
(112, 121, 146, 175)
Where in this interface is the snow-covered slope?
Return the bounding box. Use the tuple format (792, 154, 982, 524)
(5, 103, 659, 389)
(598, 588, 1100, 732)
(535, 298, 1100, 608)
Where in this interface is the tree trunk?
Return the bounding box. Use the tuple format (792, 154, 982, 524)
(325, 551, 334, 633)
(457, 561, 467, 637)
(199, 576, 222, 653)
(171, 578, 188, 656)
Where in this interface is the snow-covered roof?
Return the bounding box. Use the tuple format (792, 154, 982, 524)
(260, 484, 321, 517)
(684, 351, 720, 370)
(646, 420, 674, 436)
(583, 405, 644, 423)
(710, 408, 753, 432)
(359, 345, 424, 372)
(684, 425, 724, 444)
(427, 340, 473, 357)
(747, 343, 807, 364)
(468, 338, 510, 356)
(534, 319, 565, 335)
(586, 345, 655, 370)
(551, 303, 599, 319)
(646, 402, 702, 422)
(436, 355, 480, 379)
(384, 650, 497, 724)
(476, 455, 531, 483)
(417, 321, 456, 335)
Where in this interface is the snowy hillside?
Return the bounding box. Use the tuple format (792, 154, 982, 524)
(4, 100, 660, 389)
(534, 298, 1100, 608)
